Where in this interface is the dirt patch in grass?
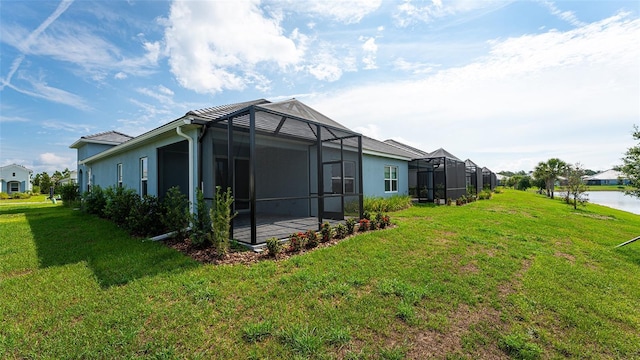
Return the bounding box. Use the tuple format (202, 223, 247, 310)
(554, 252, 576, 263)
(572, 212, 616, 221)
(407, 304, 508, 359)
(459, 261, 480, 274)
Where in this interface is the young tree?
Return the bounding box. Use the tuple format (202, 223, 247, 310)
(566, 163, 588, 209)
(616, 125, 640, 199)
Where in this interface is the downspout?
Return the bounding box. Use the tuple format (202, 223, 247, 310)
(176, 122, 195, 213)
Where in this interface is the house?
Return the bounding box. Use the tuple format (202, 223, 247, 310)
(71, 99, 415, 246)
(495, 173, 508, 186)
(0, 164, 33, 194)
(584, 169, 629, 186)
(482, 167, 497, 190)
(58, 170, 78, 186)
(465, 159, 483, 195)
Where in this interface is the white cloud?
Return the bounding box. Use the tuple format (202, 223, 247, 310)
(539, 0, 586, 27)
(137, 85, 175, 104)
(7, 73, 92, 111)
(164, 0, 303, 94)
(361, 37, 378, 70)
(393, 0, 509, 27)
(309, 13, 640, 171)
(114, 72, 127, 80)
(393, 58, 438, 74)
(273, 0, 381, 24)
(36, 152, 72, 167)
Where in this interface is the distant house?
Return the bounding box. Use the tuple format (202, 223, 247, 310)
(58, 170, 78, 186)
(0, 164, 33, 194)
(70, 99, 415, 246)
(495, 173, 508, 186)
(482, 167, 497, 190)
(584, 169, 629, 186)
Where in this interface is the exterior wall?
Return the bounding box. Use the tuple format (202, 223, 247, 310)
(362, 154, 408, 198)
(82, 130, 196, 198)
(0, 165, 32, 193)
(77, 143, 119, 193)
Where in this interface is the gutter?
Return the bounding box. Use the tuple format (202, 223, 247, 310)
(176, 120, 196, 213)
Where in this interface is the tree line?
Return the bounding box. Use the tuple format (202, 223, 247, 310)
(31, 168, 72, 194)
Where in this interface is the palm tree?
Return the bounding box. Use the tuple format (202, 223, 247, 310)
(533, 158, 567, 199)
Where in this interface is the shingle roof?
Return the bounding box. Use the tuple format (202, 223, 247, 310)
(383, 139, 431, 159)
(186, 99, 269, 121)
(585, 169, 626, 180)
(70, 131, 133, 148)
(427, 148, 462, 162)
(361, 137, 416, 159)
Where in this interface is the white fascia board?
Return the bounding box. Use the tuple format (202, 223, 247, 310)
(69, 139, 125, 149)
(79, 117, 189, 165)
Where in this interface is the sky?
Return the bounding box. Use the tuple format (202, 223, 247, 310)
(1, 0, 639, 175)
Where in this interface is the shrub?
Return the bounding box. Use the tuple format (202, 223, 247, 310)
(305, 229, 319, 248)
(12, 192, 31, 199)
(478, 189, 493, 200)
(104, 186, 140, 226)
(358, 218, 370, 232)
(320, 222, 333, 242)
(161, 186, 191, 241)
(375, 212, 391, 229)
(32, 185, 40, 195)
(265, 237, 282, 257)
(289, 232, 306, 252)
(363, 195, 412, 212)
(190, 189, 212, 248)
(334, 223, 348, 239)
(126, 195, 164, 237)
(58, 183, 80, 207)
(345, 218, 357, 235)
(0, 192, 8, 200)
(82, 185, 106, 217)
(210, 186, 236, 256)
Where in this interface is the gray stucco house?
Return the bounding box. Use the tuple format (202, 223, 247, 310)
(0, 164, 33, 194)
(71, 99, 413, 245)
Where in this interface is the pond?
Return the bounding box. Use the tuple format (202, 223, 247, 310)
(586, 191, 640, 215)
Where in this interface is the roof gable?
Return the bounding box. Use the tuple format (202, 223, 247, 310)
(427, 148, 462, 161)
(70, 131, 133, 149)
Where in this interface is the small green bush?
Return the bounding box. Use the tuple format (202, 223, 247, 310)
(334, 223, 348, 239)
(190, 189, 212, 248)
(32, 185, 40, 194)
(265, 237, 282, 257)
(289, 232, 306, 252)
(363, 195, 412, 212)
(305, 229, 319, 248)
(0, 192, 8, 200)
(11, 192, 31, 199)
(320, 222, 333, 242)
(82, 185, 106, 217)
(345, 218, 357, 235)
(210, 186, 236, 256)
(104, 186, 140, 226)
(126, 195, 164, 237)
(161, 186, 190, 241)
(58, 183, 80, 207)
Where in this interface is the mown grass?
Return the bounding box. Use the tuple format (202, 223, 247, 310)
(1, 190, 639, 359)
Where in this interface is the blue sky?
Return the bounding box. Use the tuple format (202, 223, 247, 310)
(1, 0, 638, 175)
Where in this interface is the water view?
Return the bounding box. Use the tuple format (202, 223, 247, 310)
(586, 191, 640, 215)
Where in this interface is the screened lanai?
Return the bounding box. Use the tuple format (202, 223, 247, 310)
(411, 148, 467, 203)
(465, 159, 483, 195)
(482, 167, 497, 190)
(191, 99, 363, 246)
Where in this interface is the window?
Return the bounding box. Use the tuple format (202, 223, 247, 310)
(344, 161, 355, 194)
(9, 182, 19, 193)
(384, 165, 398, 193)
(140, 157, 148, 196)
(117, 163, 123, 188)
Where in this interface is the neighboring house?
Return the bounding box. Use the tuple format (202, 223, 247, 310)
(384, 140, 469, 202)
(58, 170, 78, 186)
(72, 99, 424, 245)
(584, 169, 629, 186)
(482, 167, 497, 190)
(495, 173, 508, 186)
(465, 159, 483, 195)
(0, 164, 33, 194)
(70, 131, 134, 193)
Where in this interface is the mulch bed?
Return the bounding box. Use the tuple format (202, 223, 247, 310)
(162, 226, 395, 266)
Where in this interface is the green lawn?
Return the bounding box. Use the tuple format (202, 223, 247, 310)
(1, 190, 639, 359)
